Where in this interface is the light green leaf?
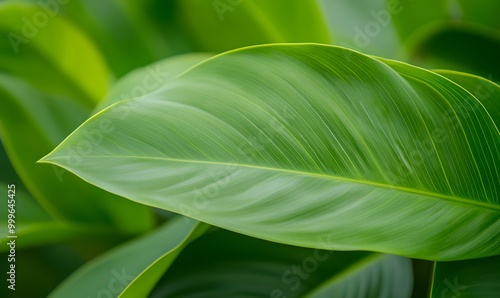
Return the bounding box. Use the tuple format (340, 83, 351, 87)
(42, 44, 500, 261)
(176, 0, 330, 52)
(0, 74, 153, 233)
(0, 2, 109, 107)
(151, 229, 412, 298)
(49, 217, 208, 298)
(95, 53, 213, 112)
(430, 255, 500, 298)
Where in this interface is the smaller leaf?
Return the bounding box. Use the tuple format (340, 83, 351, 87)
(431, 255, 500, 298)
(151, 229, 413, 298)
(305, 254, 413, 298)
(49, 217, 208, 298)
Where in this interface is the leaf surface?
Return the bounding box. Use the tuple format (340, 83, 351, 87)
(42, 44, 500, 260)
(434, 70, 500, 124)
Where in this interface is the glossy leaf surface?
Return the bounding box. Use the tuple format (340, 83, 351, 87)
(42, 44, 500, 261)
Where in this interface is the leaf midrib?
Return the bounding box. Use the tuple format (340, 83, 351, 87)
(43, 154, 500, 212)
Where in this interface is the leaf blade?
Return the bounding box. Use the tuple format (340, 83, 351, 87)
(43, 44, 500, 260)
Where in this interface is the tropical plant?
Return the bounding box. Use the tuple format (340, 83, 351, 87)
(0, 1, 498, 297)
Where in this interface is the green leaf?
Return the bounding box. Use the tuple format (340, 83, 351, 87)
(0, 2, 109, 107)
(305, 255, 412, 298)
(0, 74, 153, 233)
(49, 217, 208, 298)
(42, 44, 500, 261)
(430, 255, 500, 298)
(95, 52, 213, 112)
(151, 229, 412, 298)
(176, 0, 330, 52)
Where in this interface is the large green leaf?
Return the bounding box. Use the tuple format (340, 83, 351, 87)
(430, 255, 500, 298)
(0, 74, 153, 233)
(176, 0, 330, 52)
(49, 217, 208, 298)
(151, 229, 412, 298)
(0, 3, 109, 107)
(42, 44, 500, 261)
